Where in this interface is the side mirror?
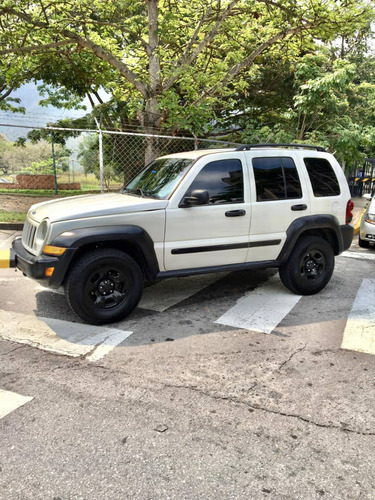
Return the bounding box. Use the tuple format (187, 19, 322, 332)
(363, 193, 372, 200)
(181, 189, 209, 207)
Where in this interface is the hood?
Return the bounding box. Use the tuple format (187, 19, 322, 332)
(28, 193, 168, 223)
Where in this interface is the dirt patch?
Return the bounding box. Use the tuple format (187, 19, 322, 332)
(0, 194, 61, 213)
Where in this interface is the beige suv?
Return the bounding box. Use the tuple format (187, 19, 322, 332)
(11, 144, 354, 324)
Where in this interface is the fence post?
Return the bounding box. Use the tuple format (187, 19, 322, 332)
(94, 118, 104, 193)
(50, 132, 58, 195)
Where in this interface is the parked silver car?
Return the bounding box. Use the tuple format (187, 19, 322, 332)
(359, 193, 375, 248)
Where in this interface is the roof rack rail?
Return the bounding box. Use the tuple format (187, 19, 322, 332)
(235, 143, 326, 152)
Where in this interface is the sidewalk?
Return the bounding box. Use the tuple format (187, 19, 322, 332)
(352, 195, 369, 235)
(0, 229, 21, 249)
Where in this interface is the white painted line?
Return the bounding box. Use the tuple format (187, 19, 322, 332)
(86, 330, 133, 362)
(341, 278, 375, 355)
(215, 278, 301, 334)
(340, 251, 375, 261)
(0, 310, 133, 359)
(0, 389, 33, 420)
(34, 284, 65, 295)
(139, 273, 226, 312)
(0, 277, 25, 282)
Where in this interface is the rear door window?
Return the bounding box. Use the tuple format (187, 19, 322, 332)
(304, 158, 340, 197)
(252, 157, 302, 201)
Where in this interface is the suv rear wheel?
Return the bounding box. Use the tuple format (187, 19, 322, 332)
(65, 248, 143, 325)
(279, 236, 334, 295)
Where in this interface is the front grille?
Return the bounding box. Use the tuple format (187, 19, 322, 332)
(22, 217, 39, 254)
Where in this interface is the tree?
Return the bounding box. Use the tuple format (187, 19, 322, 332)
(0, 135, 71, 175)
(0, 0, 372, 164)
(234, 25, 375, 169)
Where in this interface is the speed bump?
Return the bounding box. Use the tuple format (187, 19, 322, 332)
(0, 249, 16, 269)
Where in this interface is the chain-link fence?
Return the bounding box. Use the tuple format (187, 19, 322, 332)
(0, 123, 239, 193)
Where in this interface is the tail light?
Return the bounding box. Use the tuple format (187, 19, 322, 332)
(346, 199, 354, 224)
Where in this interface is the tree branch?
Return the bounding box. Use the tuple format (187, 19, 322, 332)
(163, 0, 241, 90)
(0, 87, 14, 102)
(0, 6, 149, 98)
(201, 26, 304, 100)
(0, 40, 72, 55)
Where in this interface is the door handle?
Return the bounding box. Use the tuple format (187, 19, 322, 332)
(225, 209, 246, 217)
(291, 204, 307, 211)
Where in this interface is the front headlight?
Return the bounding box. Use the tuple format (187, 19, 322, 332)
(365, 213, 375, 224)
(34, 219, 50, 254)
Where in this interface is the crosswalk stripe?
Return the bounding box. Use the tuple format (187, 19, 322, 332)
(0, 310, 133, 359)
(139, 273, 226, 312)
(0, 389, 33, 419)
(341, 278, 375, 355)
(215, 278, 301, 334)
(340, 250, 375, 261)
(86, 330, 133, 362)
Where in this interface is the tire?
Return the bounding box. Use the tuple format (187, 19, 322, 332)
(279, 236, 334, 295)
(358, 235, 370, 248)
(64, 248, 143, 325)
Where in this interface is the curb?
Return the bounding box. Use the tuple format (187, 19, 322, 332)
(0, 223, 24, 231)
(353, 207, 367, 236)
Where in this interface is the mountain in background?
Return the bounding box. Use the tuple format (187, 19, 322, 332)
(0, 82, 90, 127)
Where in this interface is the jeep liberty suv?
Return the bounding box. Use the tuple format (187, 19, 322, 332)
(12, 144, 354, 325)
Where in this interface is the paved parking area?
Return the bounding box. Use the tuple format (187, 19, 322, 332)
(1, 214, 375, 498)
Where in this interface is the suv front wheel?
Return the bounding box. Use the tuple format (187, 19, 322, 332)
(279, 236, 334, 295)
(65, 248, 143, 325)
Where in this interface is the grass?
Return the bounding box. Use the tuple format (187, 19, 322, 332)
(0, 189, 101, 196)
(0, 211, 26, 223)
(0, 173, 122, 195)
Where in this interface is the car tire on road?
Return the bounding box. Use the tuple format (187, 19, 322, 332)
(358, 235, 370, 248)
(65, 248, 143, 325)
(279, 236, 334, 295)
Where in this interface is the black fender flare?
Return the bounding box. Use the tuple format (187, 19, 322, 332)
(277, 215, 349, 263)
(50, 225, 160, 281)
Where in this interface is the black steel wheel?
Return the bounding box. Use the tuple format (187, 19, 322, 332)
(65, 248, 143, 325)
(279, 236, 334, 295)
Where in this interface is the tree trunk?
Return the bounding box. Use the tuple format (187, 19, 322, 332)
(143, 97, 162, 165)
(143, 0, 162, 165)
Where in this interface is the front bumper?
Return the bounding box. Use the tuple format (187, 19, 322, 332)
(12, 236, 74, 288)
(360, 220, 375, 241)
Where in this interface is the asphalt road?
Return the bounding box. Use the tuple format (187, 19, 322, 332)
(1, 232, 375, 499)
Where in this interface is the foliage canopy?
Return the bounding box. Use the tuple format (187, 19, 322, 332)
(0, 0, 374, 165)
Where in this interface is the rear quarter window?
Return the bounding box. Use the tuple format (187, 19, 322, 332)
(304, 158, 340, 197)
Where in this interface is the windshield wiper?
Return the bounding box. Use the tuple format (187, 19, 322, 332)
(124, 187, 154, 198)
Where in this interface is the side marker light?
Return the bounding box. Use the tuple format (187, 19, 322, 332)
(45, 267, 55, 277)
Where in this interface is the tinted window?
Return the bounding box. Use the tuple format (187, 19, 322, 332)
(185, 159, 244, 204)
(304, 158, 340, 197)
(253, 157, 302, 201)
(125, 158, 193, 199)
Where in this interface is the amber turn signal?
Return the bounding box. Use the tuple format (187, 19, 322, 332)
(45, 267, 55, 277)
(43, 245, 67, 256)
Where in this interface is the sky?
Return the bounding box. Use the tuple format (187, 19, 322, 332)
(0, 82, 92, 140)
(0, 82, 91, 127)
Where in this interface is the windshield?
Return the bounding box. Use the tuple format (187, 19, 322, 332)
(123, 157, 194, 199)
